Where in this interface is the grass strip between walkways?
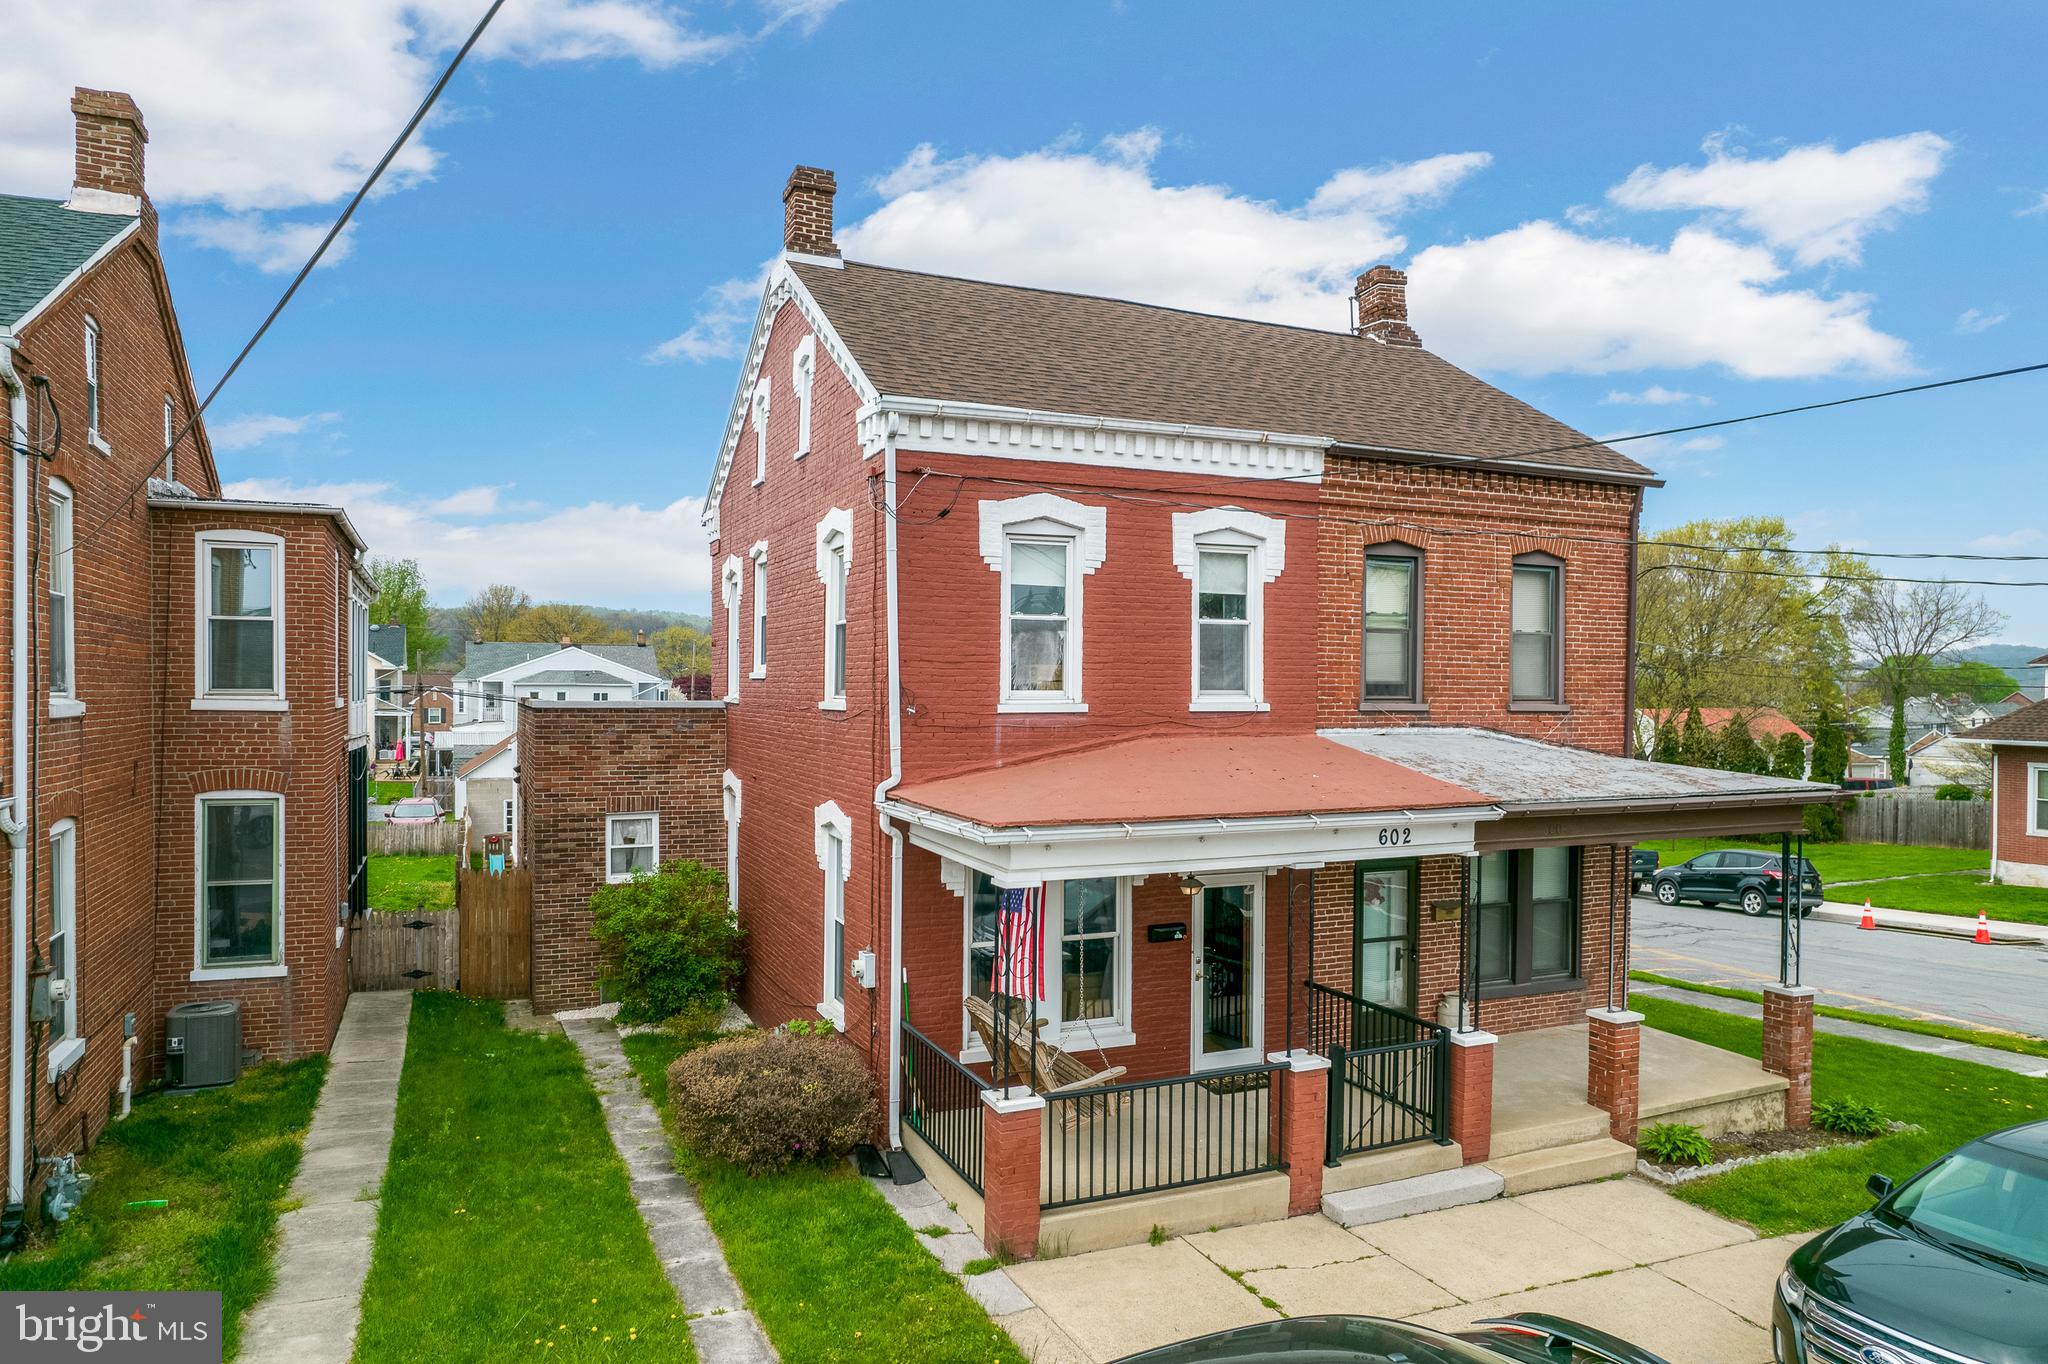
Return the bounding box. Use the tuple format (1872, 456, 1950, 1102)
(366, 853, 457, 911)
(354, 993, 694, 1363)
(620, 1029, 1027, 1364)
(1630, 970, 2048, 1059)
(0, 1059, 325, 1361)
(1633, 992, 2047, 1235)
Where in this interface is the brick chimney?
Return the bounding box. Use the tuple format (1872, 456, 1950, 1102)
(783, 166, 839, 260)
(1354, 266, 1420, 348)
(69, 87, 151, 226)
(635, 629, 648, 647)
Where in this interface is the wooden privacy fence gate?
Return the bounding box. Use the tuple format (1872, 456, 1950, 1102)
(458, 866, 532, 998)
(369, 821, 464, 856)
(351, 910, 460, 991)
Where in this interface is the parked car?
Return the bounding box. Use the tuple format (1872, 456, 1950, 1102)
(386, 797, 443, 824)
(1840, 777, 1896, 792)
(1775, 1120, 2048, 1364)
(1631, 847, 1660, 893)
(1115, 1314, 1668, 1363)
(1650, 849, 1822, 916)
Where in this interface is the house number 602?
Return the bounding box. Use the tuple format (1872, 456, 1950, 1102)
(1377, 827, 1413, 846)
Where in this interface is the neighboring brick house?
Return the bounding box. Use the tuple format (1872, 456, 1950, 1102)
(1961, 700, 2048, 887)
(700, 168, 1834, 1253)
(1, 90, 374, 1242)
(413, 672, 455, 747)
(515, 701, 727, 1012)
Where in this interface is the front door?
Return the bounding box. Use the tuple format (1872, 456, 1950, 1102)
(1192, 877, 1264, 1071)
(1353, 862, 1415, 1045)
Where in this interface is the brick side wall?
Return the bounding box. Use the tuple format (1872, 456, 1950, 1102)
(517, 702, 727, 1013)
(1992, 747, 2048, 887)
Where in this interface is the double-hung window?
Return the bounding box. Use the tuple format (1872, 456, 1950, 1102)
(198, 796, 283, 973)
(1006, 538, 1073, 700)
(2030, 764, 2048, 836)
(84, 318, 104, 449)
(1173, 508, 1281, 711)
(606, 813, 657, 882)
(48, 479, 75, 708)
(426, 706, 444, 724)
(750, 380, 771, 485)
(722, 555, 744, 702)
(751, 543, 769, 678)
(1510, 555, 1563, 703)
(1195, 549, 1252, 700)
(816, 800, 851, 1023)
(198, 532, 285, 706)
(961, 872, 1130, 1052)
(1363, 547, 1422, 703)
(817, 511, 851, 708)
(1471, 846, 1578, 991)
(47, 820, 80, 1065)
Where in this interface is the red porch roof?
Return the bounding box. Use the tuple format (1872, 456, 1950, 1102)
(891, 733, 1491, 829)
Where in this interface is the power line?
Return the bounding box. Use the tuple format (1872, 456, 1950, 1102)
(72, 0, 507, 552)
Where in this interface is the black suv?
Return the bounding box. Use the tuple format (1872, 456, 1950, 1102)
(1650, 850, 1823, 916)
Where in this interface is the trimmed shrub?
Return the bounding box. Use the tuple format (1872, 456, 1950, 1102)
(588, 858, 743, 1024)
(1639, 1121, 1714, 1166)
(1933, 783, 1974, 802)
(667, 1031, 876, 1173)
(1813, 1097, 1888, 1138)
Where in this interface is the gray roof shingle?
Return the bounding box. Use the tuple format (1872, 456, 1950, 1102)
(455, 641, 664, 679)
(0, 194, 136, 327)
(791, 260, 1655, 481)
(1961, 698, 2047, 745)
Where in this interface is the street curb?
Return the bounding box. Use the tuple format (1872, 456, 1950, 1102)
(1809, 901, 2048, 945)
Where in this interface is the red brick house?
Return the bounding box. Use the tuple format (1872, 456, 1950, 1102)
(1, 90, 374, 1242)
(703, 167, 1832, 1254)
(1963, 701, 2048, 888)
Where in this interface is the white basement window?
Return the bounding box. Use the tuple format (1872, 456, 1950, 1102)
(606, 812, 658, 882)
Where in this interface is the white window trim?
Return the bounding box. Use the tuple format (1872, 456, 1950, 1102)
(47, 477, 83, 717)
(814, 800, 852, 1025)
(2029, 762, 2048, 838)
(503, 798, 516, 835)
(749, 540, 769, 679)
(191, 792, 288, 981)
(426, 707, 444, 724)
(193, 529, 289, 711)
(721, 555, 744, 702)
(1171, 508, 1283, 713)
(791, 335, 816, 459)
(980, 494, 1106, 714)
(47, 818, 83, 1077)
(815, 508, 852, 710)
(84, 316, 109, 454)
(750, 378, 772, 486)
(605, 811, 659, 884)
(721, 770, 743, 910)
(951, 872, 1136, 1059)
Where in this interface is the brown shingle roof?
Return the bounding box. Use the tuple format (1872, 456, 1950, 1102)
(1961, 698, 2048, 745)
(792, 260, 1656, 482)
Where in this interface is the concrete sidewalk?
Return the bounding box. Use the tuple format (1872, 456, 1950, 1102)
(238, 990, 412, 1364)
(1810, 898, 2048, 944)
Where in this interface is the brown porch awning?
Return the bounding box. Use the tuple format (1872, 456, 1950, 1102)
(1321, 726, 1843, 848)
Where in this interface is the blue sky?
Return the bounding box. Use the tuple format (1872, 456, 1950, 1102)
(5, 1, 2044, 643)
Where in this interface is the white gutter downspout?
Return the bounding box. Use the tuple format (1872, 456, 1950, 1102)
(873, 414, 906, 1147)
(3, 334, 31, 1216)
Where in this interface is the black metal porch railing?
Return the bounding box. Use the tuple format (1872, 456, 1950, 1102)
(1041, 1061, 1284, 1210)
(901, 1022, 989, 1193)
(1304, 981, 1450, 1160)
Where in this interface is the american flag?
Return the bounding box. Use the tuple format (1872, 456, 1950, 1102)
(993, 885, 1045, 1001)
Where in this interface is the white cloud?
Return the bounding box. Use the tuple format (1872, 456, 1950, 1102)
(2017, 192, 2048, 218)
(647, 271, 769, 363)
(221, 476, 712, 606)
(172, 215, 355, 274)
(429, 484, 506, 516)
(1675, 435, 1724, 451)
(208, 409, 342, 450)
(1608, 130, 1950, 267)
(756, 0, 845, 37)
(1602, 385, 1710, 406)
(1408, 222, 1910, 378)
(1969, 527, 2045, 552)
(1954, 307, 2007, 334)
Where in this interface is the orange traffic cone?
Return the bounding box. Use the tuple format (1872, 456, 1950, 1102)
(1973, 910, 1992, 945)
(1859, 899, 1875, 930)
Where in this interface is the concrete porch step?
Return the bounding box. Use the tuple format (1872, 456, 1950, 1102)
(1322, 1139, 1465, 1196)
(1320, 1165, 1504, 1227)
(1484, 1136, 1637, 1196)
(1486, 1104, 1610, 1161)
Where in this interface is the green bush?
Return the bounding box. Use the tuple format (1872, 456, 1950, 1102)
(1933, 783, 1974, 802)
(1640, 1121, 1715, 1166)
(1813, 1096, 1888, 1138)
(588, 858, 743, 1024)
(666, 1031, 876, 1173)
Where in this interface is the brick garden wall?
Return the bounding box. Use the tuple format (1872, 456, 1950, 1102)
(517, 702, 727, 1012)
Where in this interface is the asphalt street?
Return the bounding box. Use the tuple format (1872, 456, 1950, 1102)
(1630, 895, 2048, 1040)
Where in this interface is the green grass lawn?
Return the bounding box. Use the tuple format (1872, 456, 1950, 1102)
(1634, 993, 2047, 1235)
(1631, 970, 2048, 1057)
(0, 1059, 325, 1360)
(354, 993, 693, 1363)
(1843, 873, 2048, 925)
(1641, 837, 1987, 883)
(621, 1031, 1026, 1364)
(366, 854, 456, 911)
(373, 780, 415, 804)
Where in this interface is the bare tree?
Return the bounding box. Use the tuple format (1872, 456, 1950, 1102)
(1845, 579, 2005, 782)
(456, 583, 530, 642)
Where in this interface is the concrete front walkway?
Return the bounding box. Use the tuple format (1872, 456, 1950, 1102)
(239, 990, 412, 1364)
(1003, 1178, 1808, 1363)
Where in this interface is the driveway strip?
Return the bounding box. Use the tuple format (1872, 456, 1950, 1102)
(238, 989, 411, 1364)
(561, 1015, 779, 1364)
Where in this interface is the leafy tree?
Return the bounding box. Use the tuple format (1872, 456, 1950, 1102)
(1718, 712, 1766, 774)
(1803, 694, 1851, 841)
(1846, 580, 2005, 785)
(1678, 706, 1716, 768)
(1924, 659, 2022, 703)
(1769, 730, 1807, 780)
(507, 602, 631, 645)
(653, 623, 713, 680)
(1651, 718, 1682, 764)
(456, 583, 530, 642)
(366, 557, 448, 668)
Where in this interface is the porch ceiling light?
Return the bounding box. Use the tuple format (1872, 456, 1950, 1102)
(1178, 873, 1202, 896)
